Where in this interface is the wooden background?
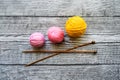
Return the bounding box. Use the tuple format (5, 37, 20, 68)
(0, 0, 120, 80)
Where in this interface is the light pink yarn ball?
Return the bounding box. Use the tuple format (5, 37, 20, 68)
(47, 26, 64, 43)
(29, 32, 45, 47)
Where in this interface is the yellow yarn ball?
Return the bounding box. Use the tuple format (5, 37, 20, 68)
(65, 16, 87, 37)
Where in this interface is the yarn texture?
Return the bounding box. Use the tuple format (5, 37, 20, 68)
(65, 16, 87, 37)
(29, 32, 45, 47)
(47, 26, 64, 43)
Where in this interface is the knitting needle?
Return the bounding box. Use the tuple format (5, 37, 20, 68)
(25, 41, 96, 67)
(23, 50, 97, 53)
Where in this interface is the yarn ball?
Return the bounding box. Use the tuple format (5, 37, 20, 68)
(47, 26, 64, 43)
(65, 16, 87, 37)
(29, 32, 45, 47)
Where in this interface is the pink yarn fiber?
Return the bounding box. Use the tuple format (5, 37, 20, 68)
(29, 32, 45, 47)
(47, 26, 64, 43)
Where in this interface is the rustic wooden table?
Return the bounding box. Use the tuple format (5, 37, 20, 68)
(0, 0, 120, 80)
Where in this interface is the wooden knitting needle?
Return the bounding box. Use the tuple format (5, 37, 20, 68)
(25, 41, 96, 67)
(23, 50, 97, 53)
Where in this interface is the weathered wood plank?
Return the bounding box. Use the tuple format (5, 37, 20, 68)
(0, 0, 119, 79)
(0, 34, 120, 43)
(0, 17, 119, 43)
(0, 65, 119, 80)
(114, 0, 120, 16)
(0, 41, 120, 64)
(0, 17, 119, 35)
(0, 16, 119, 64)
(0, 0, 119, 16)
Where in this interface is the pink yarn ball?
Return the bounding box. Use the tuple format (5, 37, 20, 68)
(29, 32, 45, 47)
(47, 26, 64, 43)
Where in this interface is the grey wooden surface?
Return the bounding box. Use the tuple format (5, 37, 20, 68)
(0, 0, 120, 80)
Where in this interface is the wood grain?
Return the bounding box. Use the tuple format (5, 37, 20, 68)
(0, 0, 120, 79)
(0, 65, 119, 80)
(0, 17, 119, 35)
(0, 0, 119, 16)
(0, 42, 120, 64)
(0, 16, 119, 66)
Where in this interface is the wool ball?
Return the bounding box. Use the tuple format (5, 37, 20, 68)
(65, 16, 87, 37)
(29, 32, 45, 47)
(47, 26, 64, 43)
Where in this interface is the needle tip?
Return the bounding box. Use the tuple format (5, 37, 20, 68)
(25, 65, 29, 67)
(91, 41, 96, 44)
(93, 50, 97, 54)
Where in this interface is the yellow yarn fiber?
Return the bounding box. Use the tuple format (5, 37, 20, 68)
(65, 16, 87, 37)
